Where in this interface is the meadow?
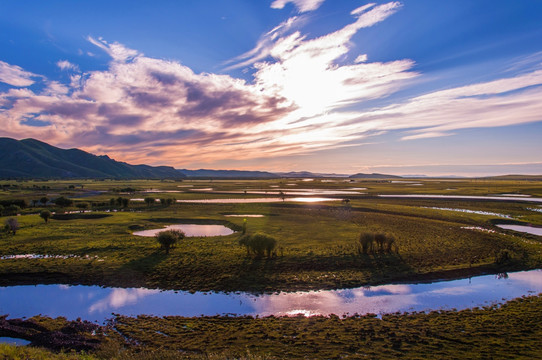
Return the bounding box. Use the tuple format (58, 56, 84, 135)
(1, 177, 542, 358)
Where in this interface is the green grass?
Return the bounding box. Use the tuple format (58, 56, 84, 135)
(4, 293, 541, 359)
(1, 178, 542, 292)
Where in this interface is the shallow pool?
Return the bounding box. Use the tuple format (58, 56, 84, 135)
(133, 224, 234, 237)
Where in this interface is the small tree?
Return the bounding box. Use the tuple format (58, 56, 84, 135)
(144, 197, 155, 206)
(121, 198, 130, 208)
(40, 209, 51, 223)
(358, 232, 374, 254)
(54, 196, 73, 207)
(76, 202, 89, 210)
(156, 229, 185, 254)
(5, 218, 19, 235)
(239, 232, 277, 258)
(40, 197, 49, 206)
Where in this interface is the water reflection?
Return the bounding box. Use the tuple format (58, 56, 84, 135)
(1, 270, 541, 322)
(379, 194, 542, 203)
(176, 197, 340, 204)
(495, 224, 542, 236)
(133, 224, 234, 237)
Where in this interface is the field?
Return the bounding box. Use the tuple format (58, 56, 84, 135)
(1, 177, 542, 358)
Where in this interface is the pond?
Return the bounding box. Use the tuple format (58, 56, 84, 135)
(379, 194, 542, 203)
(176, 197, 340, 204)
(133, 224, 235, 237)
(495, 224, 542, 236)
(422, 207, 514, 218)
(1, 270, 541, 323)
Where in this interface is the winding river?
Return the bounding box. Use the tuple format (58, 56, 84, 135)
(1, 270, 541, 323)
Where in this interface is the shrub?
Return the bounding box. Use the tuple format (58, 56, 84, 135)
(144, 197, 155, 206)
(2, 204, 20, 216)
(76, 202, 89, 209)
(40, 209, 51, 223)
(156, 229, 185, 254)
(239, 232, 277, 258)
(358, 232, 398, 255)
(4, 218, 19, 235)
(495, 249, 513, 265)
(54, 196, 73, 207)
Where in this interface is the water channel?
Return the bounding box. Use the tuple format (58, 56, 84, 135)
(1, 270, 541, 323)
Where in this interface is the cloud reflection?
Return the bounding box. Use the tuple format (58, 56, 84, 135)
(89, 288, 159, 313)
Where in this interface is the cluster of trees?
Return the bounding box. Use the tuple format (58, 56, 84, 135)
(357, 232, 398, 254)
(238, 232, 277, 258)
(110, 197, 130, 208)
(144, 197, 175, 206)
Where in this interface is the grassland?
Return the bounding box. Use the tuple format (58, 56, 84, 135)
(1, 178, 542, 292)
(1, 177, 542, 358)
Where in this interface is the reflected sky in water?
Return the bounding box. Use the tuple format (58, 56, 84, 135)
(1, 270, 541, 322)
(133, 224, 234, 237)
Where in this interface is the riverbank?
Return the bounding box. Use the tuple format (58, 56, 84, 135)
(2, 293, 542, 359)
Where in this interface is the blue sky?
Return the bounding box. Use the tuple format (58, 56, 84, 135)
(1, 0, 542, 176)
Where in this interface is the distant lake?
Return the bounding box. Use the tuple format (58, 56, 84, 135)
(1, 270, 541, 323)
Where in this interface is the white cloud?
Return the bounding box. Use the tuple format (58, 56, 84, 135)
(87, 36, 139, 62)
(271, 0, 325, 13)
(355, 54, 368, 63)
(56, 60, 80, 72)
(0, 60, 40, 87)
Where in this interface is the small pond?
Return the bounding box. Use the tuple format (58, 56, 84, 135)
(422, 207, 514, 218)
(133, 224, 234, 237)
(379, 194, 542, 203)
(495, 224, 542, 236)
(1, 270, 541, 323)
(176, 197, 340, 204)
(224, 214, 265, 217)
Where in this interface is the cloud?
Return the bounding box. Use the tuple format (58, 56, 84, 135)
(87, 36, 139, 62)
(0, 60, 41, 87)
(1, 2, 542, 169)
(56, 60, 80, 72)
(270, 0, 325, 13)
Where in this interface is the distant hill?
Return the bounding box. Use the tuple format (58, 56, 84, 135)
(481, 174, 542, 181)
(0, 138, 184, 179)
(178, 169, 277, 178)
(274, 171, 349, 178)
(349, 172, 402, 179)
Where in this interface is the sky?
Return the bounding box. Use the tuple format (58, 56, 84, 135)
(1, 0, 542, 176)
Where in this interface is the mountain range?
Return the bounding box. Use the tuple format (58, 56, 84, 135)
(0, 138, 183, 179)
(0, 137, 403, 179)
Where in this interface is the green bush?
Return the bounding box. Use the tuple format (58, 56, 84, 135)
(40, 209, 52, 223)
(156, 230, 185, 254)
(239, 232, 277, 258)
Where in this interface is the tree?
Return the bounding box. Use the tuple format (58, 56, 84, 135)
(358, 232, 374, 254)
(156, 229, 185, 254)
(5, 218, 19, 235)
(40, 197, 49, 206)
(239, 232, 277, 258)
(76, 202, 89, 210)
(40, 209, 51, 223)
(54, 196, 73, 207)
(2, 204, 20, 216)
(121, 198, 130, 208)
(144, 197, 155, 206)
